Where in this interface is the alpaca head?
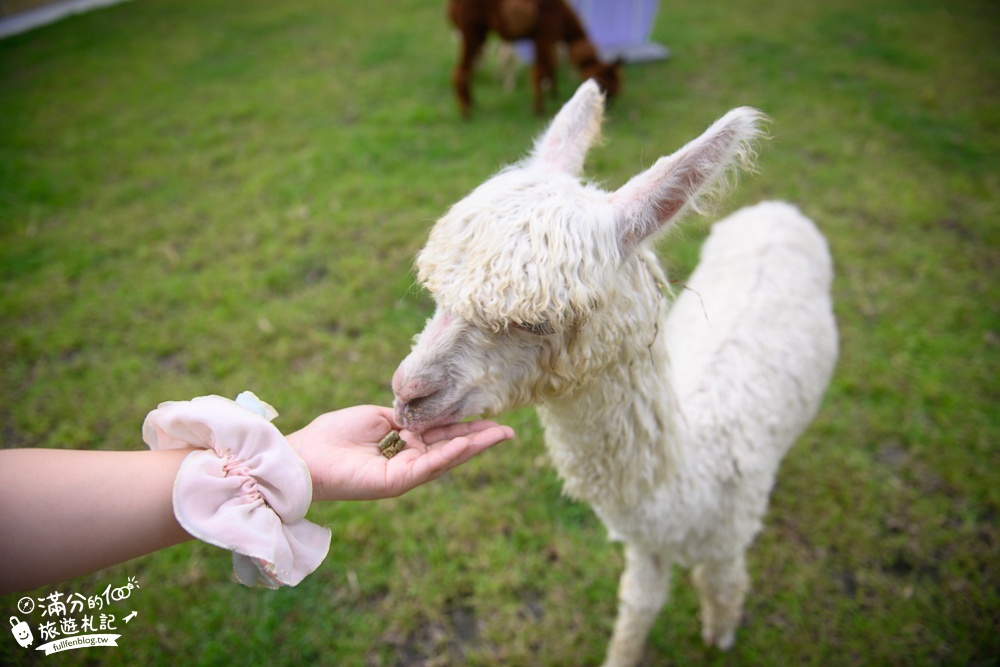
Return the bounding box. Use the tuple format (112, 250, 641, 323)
(393, 81, 764, 432)
(584, 59, 623, 103)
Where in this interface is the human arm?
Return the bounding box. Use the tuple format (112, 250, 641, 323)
(0, 405, 514, 593)
(0, 447, 195, 594)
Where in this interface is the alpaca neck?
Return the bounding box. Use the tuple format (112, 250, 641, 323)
(566, 38, 602, 76)
(537, 252, 680, 507)
(550, 0, 602, 74)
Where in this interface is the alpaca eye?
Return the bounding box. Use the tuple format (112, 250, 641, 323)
(511, 321, 555, 336)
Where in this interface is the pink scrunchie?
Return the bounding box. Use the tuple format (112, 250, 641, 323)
(142, 392, 331, 588)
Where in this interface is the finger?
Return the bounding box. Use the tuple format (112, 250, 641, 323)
(471, 424, 516, 445)
(410, 419, 506, 445)
(367, 405, 399, 432)
(380, 425, 515, 497)
(403, 438, 475, 484)
(364, 406, 407, 444)
(451, 425, 515, 464)
(418, 425, 514, 474)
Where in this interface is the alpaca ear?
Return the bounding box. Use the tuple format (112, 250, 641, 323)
(609, 107, 766, 255)
(529, 80, 605, 176)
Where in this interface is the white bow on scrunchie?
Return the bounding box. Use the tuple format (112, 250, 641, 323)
(142, 392, 331, 588)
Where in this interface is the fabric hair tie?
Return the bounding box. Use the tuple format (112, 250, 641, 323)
(142, 392, 331, 588)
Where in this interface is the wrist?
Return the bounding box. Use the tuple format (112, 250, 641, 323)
(284, 427, 326, 502)
(143, 392, 331, 587)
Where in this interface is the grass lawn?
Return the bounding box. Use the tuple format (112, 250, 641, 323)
(1, 0, 997, 664)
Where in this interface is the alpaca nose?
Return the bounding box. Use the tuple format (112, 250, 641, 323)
(392, 367, 432, 405)
(392, 367, 444, 419)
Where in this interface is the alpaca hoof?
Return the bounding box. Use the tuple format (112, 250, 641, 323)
(701, 625, 736, 651)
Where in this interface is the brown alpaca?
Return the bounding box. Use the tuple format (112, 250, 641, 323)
(448, 0, 622, 117)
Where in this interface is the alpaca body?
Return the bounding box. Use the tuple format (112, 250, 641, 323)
(448, 0, 621, 116)
(392, 82, 837, 666)
(541, 202, 837, 566)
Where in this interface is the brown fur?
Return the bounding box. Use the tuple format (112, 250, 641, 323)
(448, 0, 622, 117)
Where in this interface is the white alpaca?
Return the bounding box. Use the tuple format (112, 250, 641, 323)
(392, 81, 838, 666)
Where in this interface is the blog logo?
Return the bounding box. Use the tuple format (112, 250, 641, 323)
(9, 616, 33, 648)
(6, 575, 141, 656)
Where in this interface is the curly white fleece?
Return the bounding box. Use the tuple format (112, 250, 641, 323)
(393, 81, 838, 665)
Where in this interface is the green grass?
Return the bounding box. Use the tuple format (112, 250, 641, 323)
(1, 0, 998, 665)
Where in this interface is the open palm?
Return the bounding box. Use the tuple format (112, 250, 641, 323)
(286, 405, 514, 501)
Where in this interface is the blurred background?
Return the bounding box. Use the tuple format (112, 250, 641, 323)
(1, 0, 997, 664)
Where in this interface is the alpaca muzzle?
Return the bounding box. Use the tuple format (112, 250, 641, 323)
(391, 368, 469, 433)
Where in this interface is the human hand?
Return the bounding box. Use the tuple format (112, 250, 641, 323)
(285, 405, 515, 501)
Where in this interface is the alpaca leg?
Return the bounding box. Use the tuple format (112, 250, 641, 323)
(532, 41, 557, 115)
(691, 553, 750, 650)
(602, 544, 671, 667)
(496, 42, 517, 93)
(454, 28, 487, 118)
